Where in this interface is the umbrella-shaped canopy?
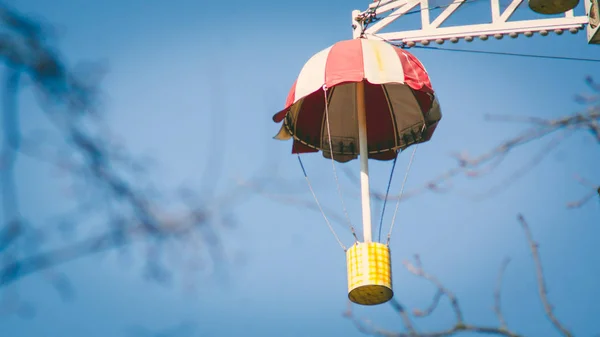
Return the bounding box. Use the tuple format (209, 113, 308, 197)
(272, 38, 442, 163)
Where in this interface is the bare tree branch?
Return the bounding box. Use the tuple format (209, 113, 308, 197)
(494, 257, 511, 329)
(0, 69, 23, 253)
(345, 254, 522, 337)
(567, 175, 600, 209)
(0, 4, 268, 314)
(517, 214, 573, 337)
(412, 289, 443, 318)
(344, 214, 581, 337)
(340, 81, 599, 208)
(126, 320, 196, 337)
(404, 255, 464, 324)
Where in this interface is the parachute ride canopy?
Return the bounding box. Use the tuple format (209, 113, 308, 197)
(271, 38, 442, 306)
(272, 38, 441, 163)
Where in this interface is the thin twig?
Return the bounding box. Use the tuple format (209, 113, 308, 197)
(404, 255, 464, 324)
(412, 289, 443, 318)
(493, 257, 511, 329)
(390, 299, 418, 335)
(343, 214, 584, 337)
(567, 175, 600, 208)
(0, 5, 267, 304)
(517, 214, 573, 337)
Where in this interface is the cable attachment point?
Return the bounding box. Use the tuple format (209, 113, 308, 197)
(355, 10, 377, 25)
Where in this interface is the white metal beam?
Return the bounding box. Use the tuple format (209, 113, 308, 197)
(499, 0, 523, 22)
(491, 0, 501, 21)
(367, 0, 421, 33)
(355, 0, 598, 45)
(370, 0, 411, 15)
(429, 0, 466, 29)
(421, 0, 430, 29)
(371, 16, 588, 44)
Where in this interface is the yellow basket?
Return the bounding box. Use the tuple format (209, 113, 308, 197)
(346, 242, 393, 305)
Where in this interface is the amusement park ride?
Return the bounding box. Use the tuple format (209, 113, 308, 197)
(271, 0, 599, 307)
(353, 0, 599, 44)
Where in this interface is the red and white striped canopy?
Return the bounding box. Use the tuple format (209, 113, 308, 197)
(273, 38, 442, 163)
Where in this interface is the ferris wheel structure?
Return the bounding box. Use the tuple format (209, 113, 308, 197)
(352, 0, 600, 45)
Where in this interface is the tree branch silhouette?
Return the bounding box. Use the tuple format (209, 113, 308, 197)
(243, 50, 598, 337)
(333, 77, 600, 207)
(344, 214, 573, 337)
(0, 4, 265, 315)
(246, 77, 599, 236)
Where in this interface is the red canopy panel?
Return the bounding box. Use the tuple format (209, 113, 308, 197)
(272, 38, 442, 163)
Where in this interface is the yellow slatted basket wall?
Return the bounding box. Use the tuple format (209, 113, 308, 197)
(346, 242, 393, 305)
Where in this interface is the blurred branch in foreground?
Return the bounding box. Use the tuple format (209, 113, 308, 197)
(245, 77, 599, 224)
(0, 4, 266, 317)
(567, 175, 600, 209)
(358, 77, 599, 207)
(126, 321, 197, 337)
(344, 214, 574, 337)
(241, 80, 599, 238)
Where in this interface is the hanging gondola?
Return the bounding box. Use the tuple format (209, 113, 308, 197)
(272, 37, 442, 305)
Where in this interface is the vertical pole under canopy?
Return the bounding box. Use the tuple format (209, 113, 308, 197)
(356, 80, 373, 243)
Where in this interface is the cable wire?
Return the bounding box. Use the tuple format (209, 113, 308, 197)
(361, 0, 383, 35)
(322, 86, 359, 242)
(297, 155, 347, 251)
(363, 1, 600, 63)
(386, 144, 419, 246)
(380, 0, 481, 20)
(409, 45, 600, 63)
(378, 152, 398, 242)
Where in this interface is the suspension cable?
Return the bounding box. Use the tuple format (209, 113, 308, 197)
(322, 85, 359, 242)
(297, 155, 347, 251)
(386, 143, 419, 246)
(378, 152, 398, 242)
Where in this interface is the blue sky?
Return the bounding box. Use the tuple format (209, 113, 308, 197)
(1, 0, 599, 336)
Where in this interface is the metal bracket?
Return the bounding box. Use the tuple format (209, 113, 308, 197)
(354, 0, 598, 45)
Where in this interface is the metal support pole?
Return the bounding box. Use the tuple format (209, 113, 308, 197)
(352, 10, 373, 243)
(352, 10, 362, 39)
(356, 81, 373, 243)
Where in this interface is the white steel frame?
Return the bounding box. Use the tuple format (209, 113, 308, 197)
(351, 0, 599, 45)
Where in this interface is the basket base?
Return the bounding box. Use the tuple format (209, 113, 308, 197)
(348, 284, 393, 306)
